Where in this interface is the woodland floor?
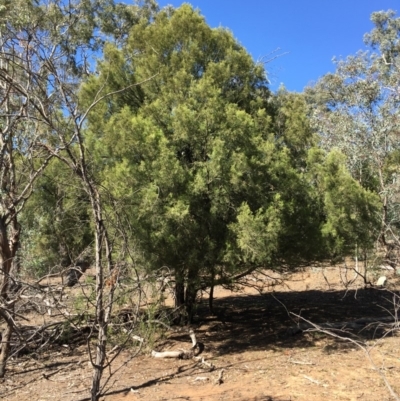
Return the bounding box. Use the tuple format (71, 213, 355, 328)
(2, 265, 400, 401)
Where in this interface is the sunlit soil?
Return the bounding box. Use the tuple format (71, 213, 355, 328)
(2, 264, 400, 401)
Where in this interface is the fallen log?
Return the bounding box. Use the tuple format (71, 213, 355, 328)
(151, 329, 204, 360)
(151, 350, 188, 359)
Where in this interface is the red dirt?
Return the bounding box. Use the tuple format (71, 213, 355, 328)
(2, 266, 400, 401)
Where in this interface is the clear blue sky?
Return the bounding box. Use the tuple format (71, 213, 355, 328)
(156, 0, 399, 92)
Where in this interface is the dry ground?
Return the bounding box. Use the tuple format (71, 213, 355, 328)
(2, 265, 400, 401)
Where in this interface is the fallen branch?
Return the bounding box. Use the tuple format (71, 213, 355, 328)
(151, 329, 203, 360)
(42, 368, 62, 380)
(289, 358, 315, 365)
(303, 374, 321, 385)
(194, 356, 215, 371)
(286, 315, 396, 336)
(193, 376, 209, 383)
(214, 369, 224, 385)
(151, 350, 187, 359)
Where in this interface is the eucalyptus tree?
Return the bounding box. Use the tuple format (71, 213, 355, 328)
(81, 4, 324, 320)
(0, 0, 62, 377)
(308, 10, 400, 256)
(0, 1, 151, 398)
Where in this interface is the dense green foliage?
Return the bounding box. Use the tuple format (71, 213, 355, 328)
(308, 10, 400, 254)
(2, 1, 396, 318)
(20, 160, 93, 277)
(78, 5, 336, 316)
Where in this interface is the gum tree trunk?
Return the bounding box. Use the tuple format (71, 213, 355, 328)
(0, 216, 20, 378)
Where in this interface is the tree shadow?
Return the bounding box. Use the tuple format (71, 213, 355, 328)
(71, 287, 398, 401)
(191, 287, 398, 357)
(10, 359, 82, 376)
(222, 397, 290, 401)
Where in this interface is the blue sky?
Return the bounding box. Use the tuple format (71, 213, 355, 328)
(156, 0, 399, 92)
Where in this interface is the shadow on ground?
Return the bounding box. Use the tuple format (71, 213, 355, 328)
(188, 287, 398, 357)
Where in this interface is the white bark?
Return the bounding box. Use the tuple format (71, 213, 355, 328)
(150, 329, 201, 359)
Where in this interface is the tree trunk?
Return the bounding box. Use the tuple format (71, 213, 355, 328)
(83, 182, 114, 401)
(90, 219, 106, 401)
(0, 318, 12, 378)
(174, 268, 200, 324)
(209, 266, 215, 314)
(0, 218, 12, 299)
(0, 216, 19, 378)
(185, 266, 199, 323)
(175, 271, 185, 309)
(185, 284, 197, 323)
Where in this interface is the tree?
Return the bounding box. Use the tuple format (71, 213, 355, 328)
(0, 0, 59, 377)
(268, 89, 328, 263)
(306, 148, 380, 258)
(19, 159, 93, 278)
(308, 10, 400, 259)
(0, 2, 150, 399)
(81, 4, 325, 320)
